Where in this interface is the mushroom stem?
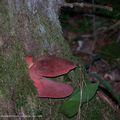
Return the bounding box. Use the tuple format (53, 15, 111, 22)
(25, 56, 34, 68)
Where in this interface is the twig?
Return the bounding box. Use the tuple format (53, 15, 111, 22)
(91, 0, 97, 53)
(116, 31, 120, 42)
(63, 2, 113, 12)
(105, 20, 120, 32)
(49, 99, 52, 120)
(95, 20, 120, 37)
(97, 91, 120, 113)
(81, 20, 120, 38)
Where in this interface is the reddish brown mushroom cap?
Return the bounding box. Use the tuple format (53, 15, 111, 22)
(29, 55, 76, 77)
(26, 55, 76, 98)
(33, 77, 73, 98)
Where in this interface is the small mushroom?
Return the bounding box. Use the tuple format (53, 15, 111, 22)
(25, 55, 76, 98)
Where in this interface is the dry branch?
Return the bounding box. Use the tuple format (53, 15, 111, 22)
(82, 20, 120, 38)
(97, 91, 120, 113)
(63, 2, 113, 12)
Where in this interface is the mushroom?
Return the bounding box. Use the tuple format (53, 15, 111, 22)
(25, 55, 76, 98)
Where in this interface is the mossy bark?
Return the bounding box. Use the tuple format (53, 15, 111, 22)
(0, 0, 81, 119)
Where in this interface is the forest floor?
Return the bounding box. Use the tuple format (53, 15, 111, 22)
(59, 5, 120, 120)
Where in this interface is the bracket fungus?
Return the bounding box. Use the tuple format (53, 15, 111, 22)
(25, 55, 76, 98)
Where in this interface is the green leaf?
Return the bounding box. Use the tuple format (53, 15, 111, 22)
(59, 101, 80, 117)
(89, 73, 120, 104)
(81, 83, 99, 103)
(59, 83, 98, 118)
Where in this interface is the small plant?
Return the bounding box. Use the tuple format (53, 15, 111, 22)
(59, 82, 99, 118)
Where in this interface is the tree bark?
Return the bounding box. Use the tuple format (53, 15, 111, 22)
(6, 0, 68, 56)
(0, 0, 81, 119)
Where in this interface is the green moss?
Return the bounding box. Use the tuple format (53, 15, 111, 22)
(0, 0, 11, 32)
(81, 97, 120, 120)
(0, 37, 36, 110)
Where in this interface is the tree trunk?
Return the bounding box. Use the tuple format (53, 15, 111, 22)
(0, 0, 81, 119)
